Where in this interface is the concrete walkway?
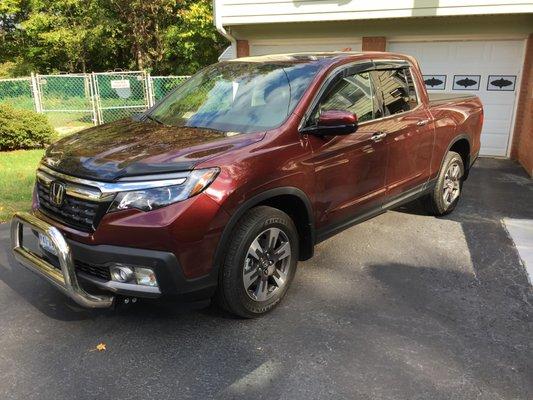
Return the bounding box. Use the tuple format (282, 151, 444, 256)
(504, 218, 533, 284)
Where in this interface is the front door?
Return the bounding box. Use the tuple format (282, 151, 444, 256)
(304, 69, 389, 232)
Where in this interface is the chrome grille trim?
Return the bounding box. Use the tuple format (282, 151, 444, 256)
(38, 163, 189, 202)
(37, 169, 109, 202)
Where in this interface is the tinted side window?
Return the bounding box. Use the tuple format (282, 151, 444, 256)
(311, 71, 376, 125)
(375, 68, 418, 115)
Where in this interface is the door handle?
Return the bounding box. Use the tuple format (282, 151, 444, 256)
(416, 119, 430, 126)
(371, 131, 387, 142)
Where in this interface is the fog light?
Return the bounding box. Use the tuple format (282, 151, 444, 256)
(134, 267, 158, 287)
(110, 265, 135, 282)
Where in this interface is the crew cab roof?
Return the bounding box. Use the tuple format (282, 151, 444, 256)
(227, 51, 414, 69)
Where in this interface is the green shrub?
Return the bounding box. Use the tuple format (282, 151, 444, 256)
(0, 104, 57, 150)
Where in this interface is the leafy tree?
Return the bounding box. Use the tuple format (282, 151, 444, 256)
(162, 1, 228, 75)
(21, 0, 126, 73)
(107, 0, 175, 71)
(0, 0, 30, 72)
(0, 0, 227, 76)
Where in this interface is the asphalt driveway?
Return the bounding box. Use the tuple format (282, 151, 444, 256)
(0, 158, 531, 400)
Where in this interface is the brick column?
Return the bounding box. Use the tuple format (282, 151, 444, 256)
(236, 40, 250, 58)
(510, 34, 532, 177)
(362, 37, 387, 52)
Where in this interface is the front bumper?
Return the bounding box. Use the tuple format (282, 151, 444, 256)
(11, 211, 114, 308)
(11, 212, 218, 308)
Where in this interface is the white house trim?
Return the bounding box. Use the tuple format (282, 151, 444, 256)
(217, 1, 533, 26)
(386, 34, 530, 43)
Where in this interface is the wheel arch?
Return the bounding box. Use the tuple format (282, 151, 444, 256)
(444, 134, 472, 179)
(212, 188, 315, 277)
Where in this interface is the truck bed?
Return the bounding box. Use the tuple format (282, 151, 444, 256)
(428, 93, 478, 106)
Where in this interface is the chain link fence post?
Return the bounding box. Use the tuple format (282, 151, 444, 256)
(146, 72, 155, 108)
(30, 73, 42, 112)
(89, 72, 101, 126)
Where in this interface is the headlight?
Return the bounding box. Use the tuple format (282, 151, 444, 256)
(108, 168, 219, 212)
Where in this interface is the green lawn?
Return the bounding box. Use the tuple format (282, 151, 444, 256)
(0, 149, 44, 222)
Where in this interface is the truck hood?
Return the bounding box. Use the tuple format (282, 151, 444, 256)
(42, 119, 264, 181)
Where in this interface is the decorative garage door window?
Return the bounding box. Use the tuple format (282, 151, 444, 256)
(487, 75, 517, 91)
(423, 75, 446, 90)
(453, 75, 480, 90)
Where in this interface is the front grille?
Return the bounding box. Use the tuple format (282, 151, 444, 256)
(36, 181, 109, 231)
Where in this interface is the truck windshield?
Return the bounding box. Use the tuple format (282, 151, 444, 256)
(149, 61, 320, 133)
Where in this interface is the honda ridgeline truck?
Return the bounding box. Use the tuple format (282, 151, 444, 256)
(11, 52, 483, 317)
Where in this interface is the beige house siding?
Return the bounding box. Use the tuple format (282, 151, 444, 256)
(229, 14, 533, 42)
(218, 0, 533, 25)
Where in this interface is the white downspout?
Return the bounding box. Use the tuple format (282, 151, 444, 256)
(213, 0, 237, 59)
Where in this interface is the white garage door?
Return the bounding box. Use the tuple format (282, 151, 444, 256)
(389, 40, 525, 156)
(250, 40, 362, 56)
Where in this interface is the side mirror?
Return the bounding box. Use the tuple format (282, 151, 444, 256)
(312, 110, 358, 135)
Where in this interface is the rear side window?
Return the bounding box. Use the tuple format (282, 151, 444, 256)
(375, 68, 418, 115)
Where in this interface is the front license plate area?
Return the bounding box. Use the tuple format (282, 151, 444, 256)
(38, 233, 58, 257)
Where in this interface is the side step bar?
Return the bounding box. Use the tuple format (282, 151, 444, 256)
(11, 212, 114, 308)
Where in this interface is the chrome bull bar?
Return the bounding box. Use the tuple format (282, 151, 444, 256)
(10, 211, 114, 308)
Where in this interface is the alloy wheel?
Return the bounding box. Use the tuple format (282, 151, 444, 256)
(242, 227, 292, 302)
(442, 161, 462, 207)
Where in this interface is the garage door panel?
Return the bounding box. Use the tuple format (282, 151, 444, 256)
(390, 39, 525, 157)
(454, 43, 486, 63)
(489, 42, 524, 66)
(481, 147, 507, 157)
(483, 103, 514, 117)
(395, 42, 451, 63)
(481, 136, 509, 156)
(484, 122, 514, 135)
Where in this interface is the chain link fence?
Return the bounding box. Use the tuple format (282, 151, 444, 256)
(93, 71, 149, 124)
(0, 72, 190, 134)
(37, 74, 97, 134)
(149, 76, 189, 102)
(0, 77, 36, 111)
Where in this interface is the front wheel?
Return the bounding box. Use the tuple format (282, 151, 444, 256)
(216, 206, 299, 318)
(423, 151, 465, 216)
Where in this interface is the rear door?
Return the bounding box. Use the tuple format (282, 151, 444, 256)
(304, 64, 389, 231)
(371, 66, 435, 199)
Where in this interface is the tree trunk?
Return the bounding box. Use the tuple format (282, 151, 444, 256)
(137, 48, 144, 70)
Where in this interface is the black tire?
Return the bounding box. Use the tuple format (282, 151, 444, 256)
(423, 151, 465, 216)
(216, 206, 299, 318)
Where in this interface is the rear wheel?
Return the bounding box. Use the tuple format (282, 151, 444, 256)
(423, 151, 464, 216)
(216, 206, 299, 318)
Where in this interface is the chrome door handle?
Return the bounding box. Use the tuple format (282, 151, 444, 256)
(371, 131, 387, 142)
(416, 119, 430, 126)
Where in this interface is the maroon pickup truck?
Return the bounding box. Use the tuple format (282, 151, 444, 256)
(11, 52, 482, 317)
